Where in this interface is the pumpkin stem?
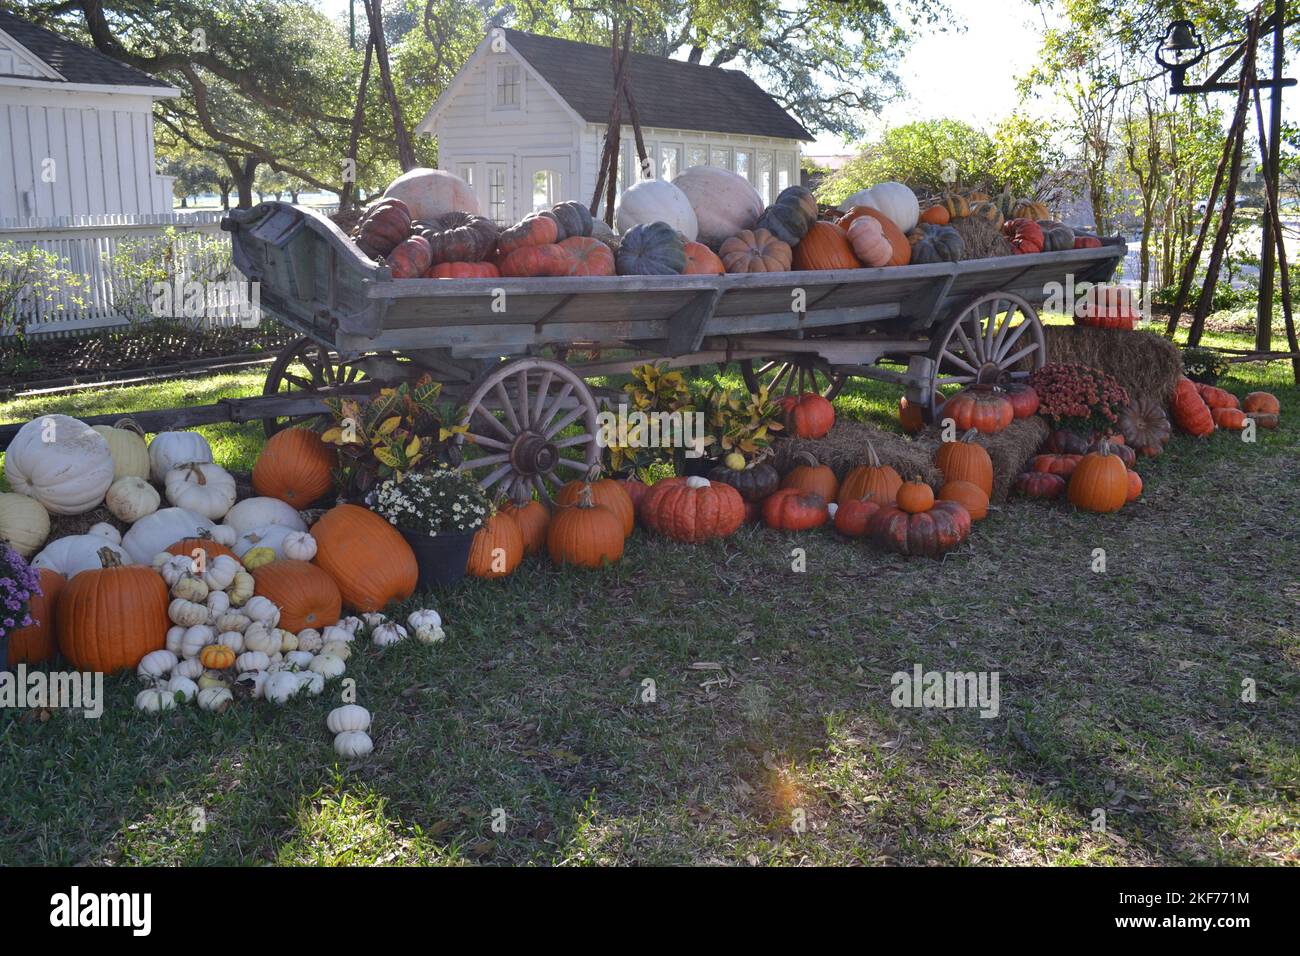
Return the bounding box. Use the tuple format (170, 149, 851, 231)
(186, 461, 208, 485)
(583, 464, 604, 484)
(576, 484, 596, 509)
(794, 451, 820, 469)
(113, 416, 146, 437)
(864, 440, 881, 468)
(96, 546, 122, 569)
(959, 428, 980, 443)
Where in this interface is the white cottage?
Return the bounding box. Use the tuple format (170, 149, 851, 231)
(416, 29, 813, 226)
(0, 9, 178, 222)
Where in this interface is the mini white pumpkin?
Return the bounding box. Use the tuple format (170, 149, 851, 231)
(104, 476, 160, 523)
(361, 612, 387, 629)
(0, 492, 51, 557)
(281, 531, 318, 561)
(166, 675, 199, 702)
(135, 688, 177, 713)
(284, 650, 315, 670)
(215, 610, 251, 634)
(236, 670, 267, 698)
(241, 622, 280, 654)
(209, 523, 238, 547)
(137, 649, 178, 682)
(121, 507, 213, 564)
(243, 595, 281, 626)
(33, 535, 129, 578)
(264, 671, 302, 705)
(154, 554, 192, 587)
(407, 609, 444, 644)
(206, 589, 231, 619)
(278, 630, 299, 653)
(614, 178, 699, 240)
(224, 497, 306, 536)
(308, 653, 346, 679)
(296, 628, 323, 653)
(226, 571, 254, 606)
(326, 704, 371, 734)
(235, 650, 270, 672)
(197, 686, 233, 713)
(336, 616, 364, 635)
(171, 573, 209, 603)
(180, 624, 215, 659)
(321, 624, 355, 645)
(203, 554, 241, 591)
(165, 462, 237, 520)
(4, 414, 115, 515)
(165, 625, 185, 656)
(298, 671, 325, 696)
(148, 431, 213, 482)
(216, 630, 245, 652)
(321, 640, 352, 661)
(334, 731, 373, 759)
(174, 658, 204, 680)
(371, 622, 408, 647)
(92, 420, 151, 481)
(168, 597, 208, 627)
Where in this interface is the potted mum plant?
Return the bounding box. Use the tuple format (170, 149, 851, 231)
(0, 542, 40, 667)
(370, 467, 490, 588)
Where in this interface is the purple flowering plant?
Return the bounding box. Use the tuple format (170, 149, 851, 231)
(0, 542, 40, 643)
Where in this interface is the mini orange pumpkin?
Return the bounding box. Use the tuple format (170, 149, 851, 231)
(918, 205, 950, 226)
(778, 392, 835, 439)
(682, 241, 725, 275)
(1125, 469, 1143, 503)
(896, 479, 935, 514)
(200, 644, 237, 670)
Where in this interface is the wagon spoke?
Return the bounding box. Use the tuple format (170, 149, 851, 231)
(953, 322, 980, 364)
(531, 370, 553, 427)
(538, 382, 575, 433)
(463, 431, 511, 451)
(545, 403, 587, 439)
(473, 403, 515, 441)
(479, 463, 514, 492)
(994, 317, 1031, 362)
(554, 433, 594, 448)
(555, 456, 590, 472)
(935, 374, 976, 387)
(495, 380, 522, 434)
(517, 369, 531, 429)
(281, 372, 314, 390)
(459, 452, 510, 472)
(939, 350, 979, 376)
(1000, 341, 1041, 368)
(756, 361, 779, 376)
(983, 300, 1000, 359)
(991, 302, 1018, 357)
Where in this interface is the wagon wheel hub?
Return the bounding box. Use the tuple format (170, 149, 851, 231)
(510, 430, 560, 476)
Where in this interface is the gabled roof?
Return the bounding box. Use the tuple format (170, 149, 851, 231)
(0, 9, 173, 90)
(500, 29, 813, 142)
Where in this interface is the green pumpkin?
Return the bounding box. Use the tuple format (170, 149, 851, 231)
(616, 221, 686, 275)
(708, 461, 780, 502)
(907, 223, 964, 264)
(756, 185, 817, 246)
(551, 201, 594, 238)
(1036, 220, 1075, 252)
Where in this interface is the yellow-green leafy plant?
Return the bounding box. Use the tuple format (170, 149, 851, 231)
(701, 384, 783, 460)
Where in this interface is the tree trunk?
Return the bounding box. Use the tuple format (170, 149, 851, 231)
(217, 178, 232, 210)
(363, 0, 416, 171)
(228, 155, 259, 208)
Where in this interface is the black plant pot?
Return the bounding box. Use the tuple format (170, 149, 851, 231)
(400, 528, 475, 589)
(675, 452, 715, 478)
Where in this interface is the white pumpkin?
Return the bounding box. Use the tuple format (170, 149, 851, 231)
(840, 181, 919, 232)
(236, 670, 267, 698)
(327, 704, 371, 734)
(615, 178, 699, 240)
(164, 462, 237, 520)
(235, 650, 270, 672)
(121, 507, 213, 565)
(0, 492, 50, 558)
(209, 524, 237, 547)
(205, 589, 230, 619)
(33, 535, 128, 578)
(308, 653, 346, 679)
(321, 624, 354, 645)
(361, 612, 388, 630)
(86, 522, 121, 545)
(92, 420, 150, 480)
(320, 640, 351, 661)
(135, 688, 176, 713)
(215, 610, 251, 634)
(243, 596, 281, 627)
(242, 622, 280, 654)
(174, 658, 204, 680)
(171, 574, 208, 602)
(382, 166, 478, 219)
(335, 616, 364, 635)
(334, 731, 373, 759)
(166, 675, 199, 703)
(281, 531, 317, 561)
(180, 624, 215, 659)
(165, 625, 185, 656)
(297, 628, 323, 653)
(226, 570, 254, 607)
(671, 166, 764, 248)
(284, 650, 315, 670)
(3, 415, 115, 515)
(216, 630, 245, 653)
(298, 671, 325, 696)
(197, 686, 233, 713)
(264, 671, 302, 705)
(203, 554, 241, 591)
(137, 649, 178, 682)
(371, 622, 408, 647)
(169, 597, 208, 627)
(148, 431, 213, 482)
(224, 498, 307, 537)
(105, 476, 160, 523)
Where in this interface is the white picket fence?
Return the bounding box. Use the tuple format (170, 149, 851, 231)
(1, 206, 337, 338)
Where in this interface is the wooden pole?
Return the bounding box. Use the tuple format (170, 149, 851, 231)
(339, 36, 374, 212)
(1255, 0, 1287, 352)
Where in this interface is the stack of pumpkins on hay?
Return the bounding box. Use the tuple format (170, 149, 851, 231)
(0, 416, 443, 751)
(343, 166, 1107, 281)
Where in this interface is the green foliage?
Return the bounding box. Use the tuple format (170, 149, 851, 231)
(818, 120, 995, 204)
(700, 384, 783, 459)
(0, 241, 85, 336)
(1180, 346, 1229, 384)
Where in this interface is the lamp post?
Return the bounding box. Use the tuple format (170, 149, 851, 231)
(1155, 2, 1294, 351)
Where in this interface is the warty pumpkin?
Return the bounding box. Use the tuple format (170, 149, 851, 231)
(467, 510, 524, 579)
(907, 223, 964, 264)
(762, 487, 828, 531)
(639, 477, 744, 542)
(616, 221, 687, 275)
(251, 559, 342, 632)
(1003, 218, 1044, 254)
(792, 221, 860, 271)
(6, 567, 63, 665)
(756, 185, 818, 246)
(780, 452, 839, 502)
(934, 429, 993, 496)
(502, 499, 550, 555)
(837, 441, 902, 505)
(1067, 443, 1128, 513)
(870, 500, 971, 558)
(311, 504, 418, 612)
(547, 485, 625, 568)
(719, 228, 792, 273)
(556, 478, 634, 537)
(56, 547, 169, 672)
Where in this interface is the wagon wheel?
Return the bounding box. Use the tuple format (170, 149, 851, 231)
(926, 292, 1045, 414)
(739, 356, 847, 400)
(262, 336, 367, 437)
(454, 357, 601, 507)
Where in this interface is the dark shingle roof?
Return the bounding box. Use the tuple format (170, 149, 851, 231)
(503, 29, 812, 142)
(0, 9, 171, 88)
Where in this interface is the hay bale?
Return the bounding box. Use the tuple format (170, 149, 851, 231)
(1020, 326, 1183, 407)
(910, 417, 1048, 503)
(772, 422, 943, 489)
(950, 216, 1013, 260)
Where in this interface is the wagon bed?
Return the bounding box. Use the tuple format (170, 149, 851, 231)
(224, 202, 1124, 502)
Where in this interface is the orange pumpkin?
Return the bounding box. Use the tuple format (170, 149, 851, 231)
(164, 537, 240, 565)
(311, 504, 418, 612)
(918, 205, 950, 226)
(938, 480, 988, 520)
(1067, 443, 1128, 513)
(837, 441, 902, 505)
(251, 559, 342, 632)
(682, 241, 725, 275)
(6, 568, 63, 665)
(497, 214, 559, 256)
(1195, 383, 1239, 410)
(199, 644, 236, 670)
(792, 221, 860, 271)
(832, 495, 882, 537)
(502, 499, 550, 556)
(639, 477, 745, 542)
(547, 485, 625, 568)
(1170, 377, 1214, 437)
(56, 547, 169, 672)
(252, 427, 336, 507)
(778, 392, 835, 439)
(780, 452, 839, 501)
(467, 511, 524, 579)
(898, 394, 939, 434)
(554, 236, 616, 276)
(1243, 391, 1280, 429)
(839, 206, 910, 266)
(499, 243, 568, 277)
(429, 261, 500, 279)
(896, 479, 935, 514)
(555, 478, 634, 537)
(1211, 406, 1246, 430)
(943, 386, 1014, 435)
(934, 429, 993, 496)
(1125, 469, 1143, 503)
(762, 488, 828, 531)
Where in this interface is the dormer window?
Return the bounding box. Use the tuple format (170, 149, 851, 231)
(495, 63, 520, 110)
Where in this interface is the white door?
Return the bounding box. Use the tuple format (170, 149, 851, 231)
(520, 155, 568, 218)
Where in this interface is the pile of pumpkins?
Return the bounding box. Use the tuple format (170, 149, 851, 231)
(345, 166, 1096, 284)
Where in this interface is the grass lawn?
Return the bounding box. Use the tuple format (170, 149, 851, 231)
(1, 325, 1297, 866)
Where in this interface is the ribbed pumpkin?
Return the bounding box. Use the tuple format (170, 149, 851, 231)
(870, 500, 971, 558)
(91, 419, 150, 481)
(762, 488, 828, 531)
(837, 442, 902, 505)
(719, 228, 792, 273)
(780, 452, 839, 501)
(832, 495, 882, 537)
(311, 504, 418, 612)
(1243, 391, 1280, 429)
(1013, 471, 1065, 499)
(199, 644, 237, 670)
(502, 499, 550, 555)
(778, 392, 835, 439)
(251, 559, 341, 632)
(943, 386, 1013, 435)
(55, 547, 169, 672)
(1030, 453, 1083, 477)
(639, 477, 744, 543)
(252, 428, 337, 507)
(792, 221, 859, 271)
(556, 478, 634, 537)
(1067, 443, 1129, 513)
(1196, 383, 1239, 410)
(708, 460, 780, 502)
(682, 241, 725, 275)
(934, 429, 993, 496)
(547, 485, 625, 568)
(938, 480, 988, 521)
(841, 207, 910, 266)
(467, 510, 524, 579)
(164, 536, 239, 564)
(1170, 377, 1214, 437)
(1211, 406, 1246, 430)
(6, 568, 63, 665)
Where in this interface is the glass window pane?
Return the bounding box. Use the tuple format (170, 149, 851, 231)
(709, 146, 730, 169)
(488, 165, 508, 225)
(757, 151, 772, 205)
(497, 65, 519, 108)
(687, 144, 708, 169)
(660, 145, 681, 181)
(734, 150, 751, 180)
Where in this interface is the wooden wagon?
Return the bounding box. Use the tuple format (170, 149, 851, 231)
(224, 202, 1125, 502)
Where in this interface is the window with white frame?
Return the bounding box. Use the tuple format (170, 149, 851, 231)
(709, 146, 731, 169)
(756, 150, 773, 204)
(487, 164, 509, 225)
(494, 63, 521, 110)
(686, 144, 708, 169)
(532, 169, 561, 211)
(734, 149, 752, 182)
(659, 144, 682, 181)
